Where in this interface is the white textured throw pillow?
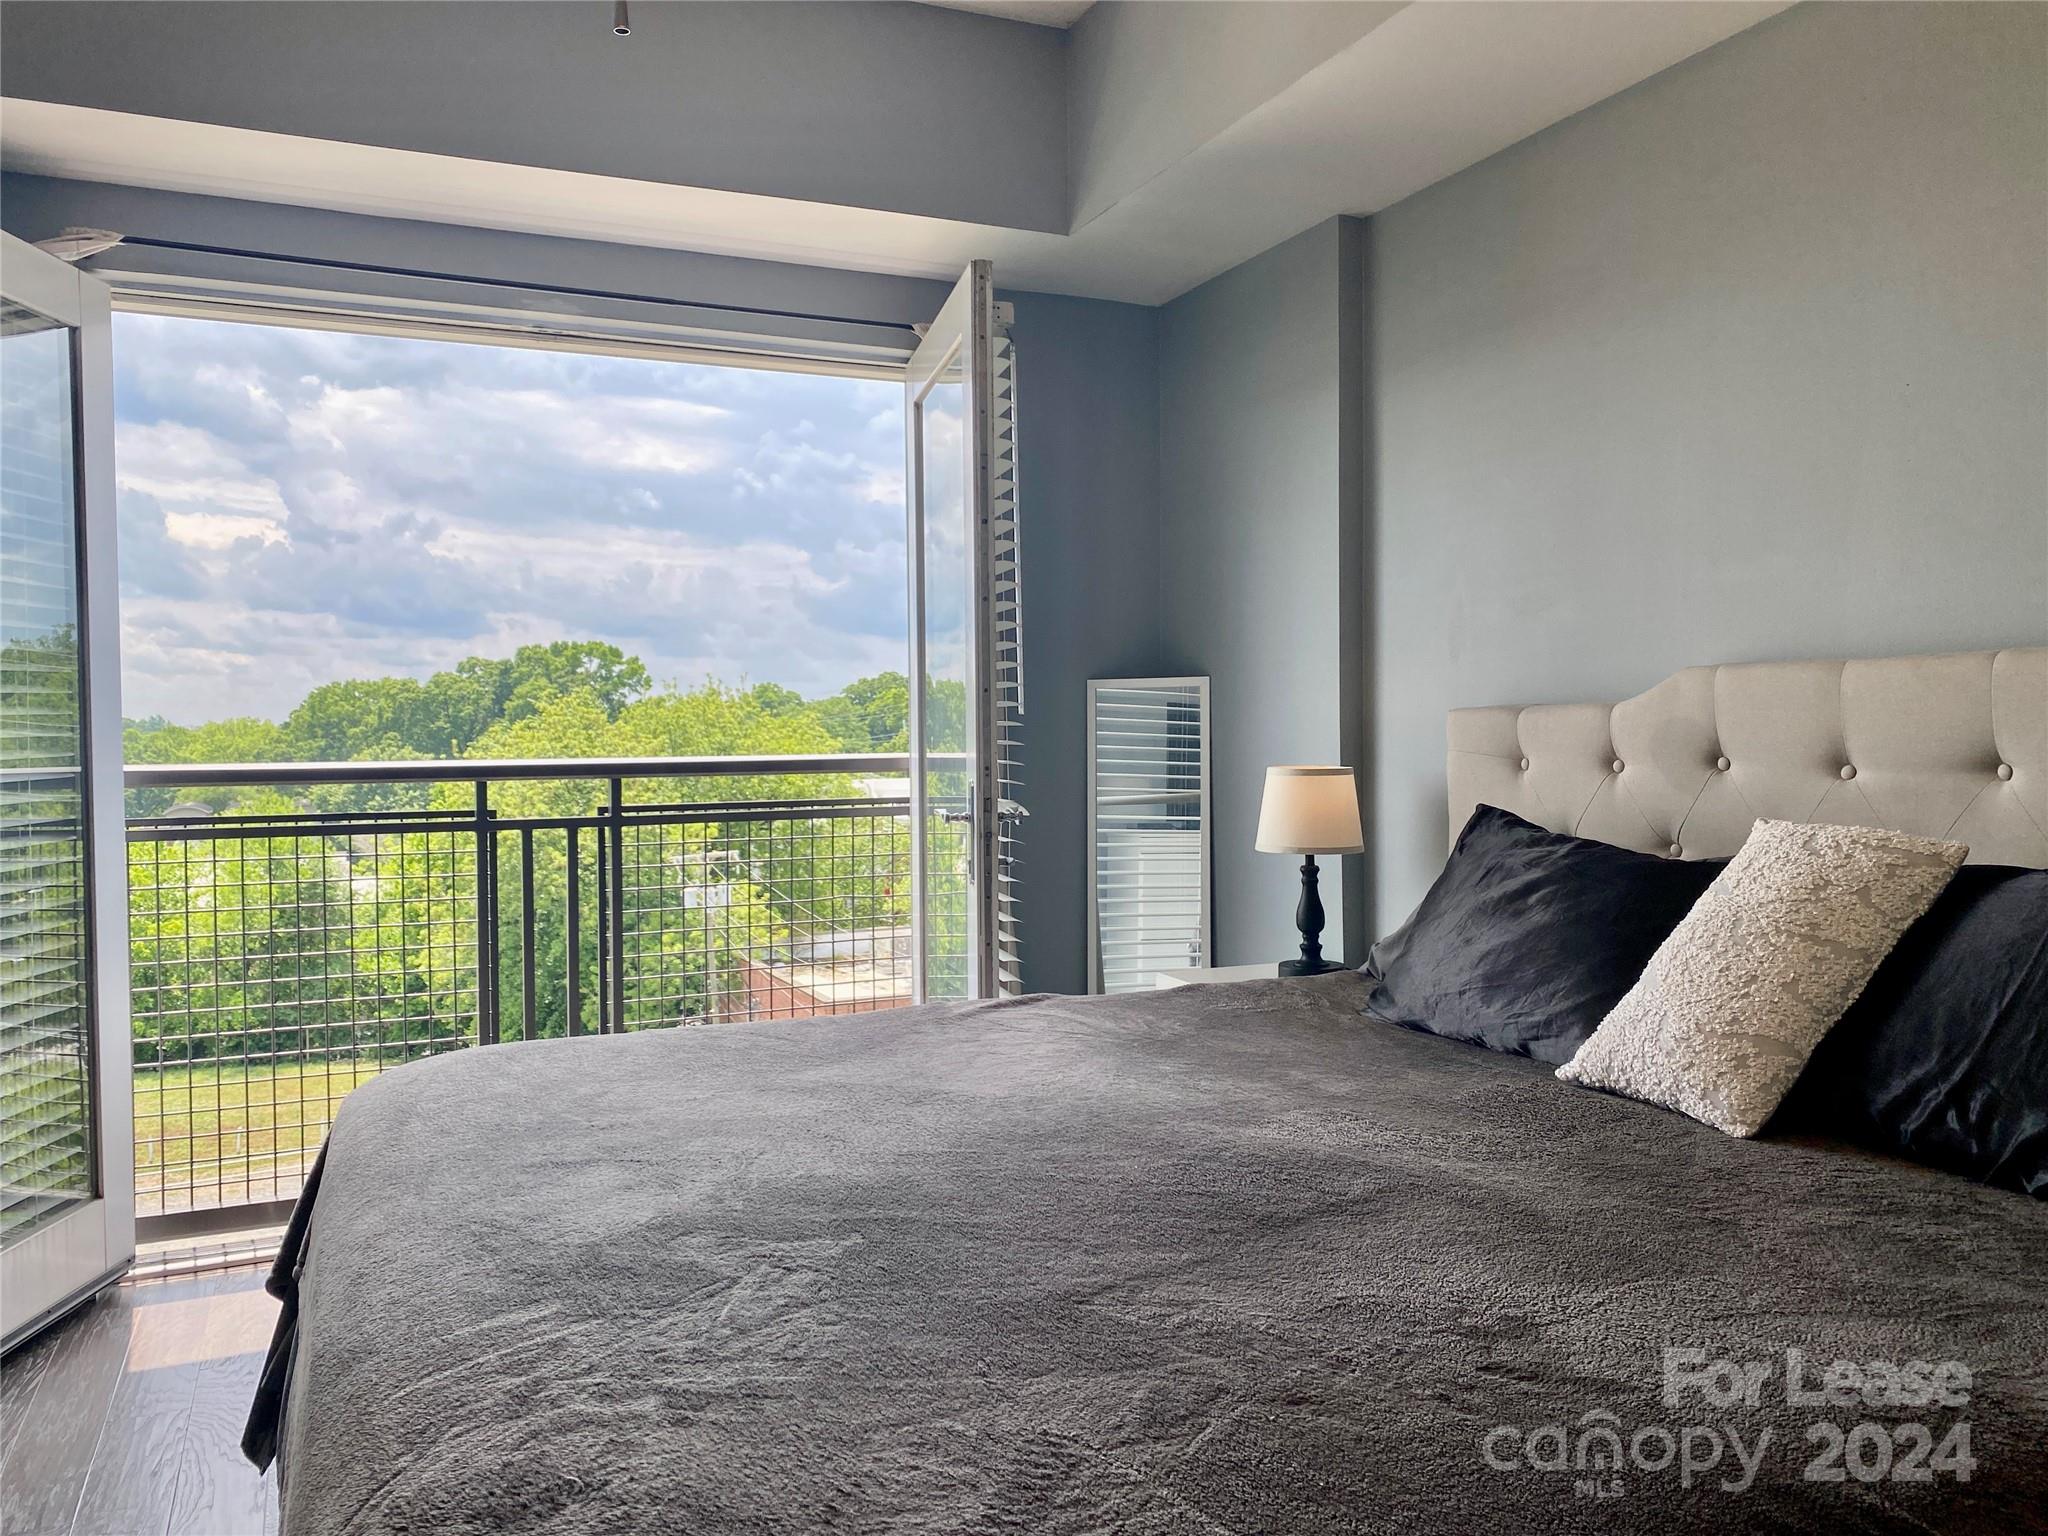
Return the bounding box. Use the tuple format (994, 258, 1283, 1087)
(1556, 819, 1966, 1136)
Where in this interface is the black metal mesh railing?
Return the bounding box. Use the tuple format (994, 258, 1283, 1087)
(125, 756, 930, 1236)
(128, 816, 480, 1218)
(613, 801, 914, 1029)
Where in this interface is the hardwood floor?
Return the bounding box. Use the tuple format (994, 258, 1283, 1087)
(1, 1268, 280, 1536)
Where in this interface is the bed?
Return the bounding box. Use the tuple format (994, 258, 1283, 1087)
(246, 649, 2048, 1535)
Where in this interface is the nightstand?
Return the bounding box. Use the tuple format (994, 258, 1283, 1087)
(1152, 962, 1290, 989)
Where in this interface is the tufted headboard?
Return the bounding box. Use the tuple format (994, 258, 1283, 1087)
(1447, 648, 2048, 868)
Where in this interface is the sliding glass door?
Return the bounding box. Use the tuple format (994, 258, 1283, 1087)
(1, 232, 132, 1350)
(904, 263, 1010, 1002)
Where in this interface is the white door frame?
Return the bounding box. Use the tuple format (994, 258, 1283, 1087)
(903, 262, 999, 1003)
(1, 231, 134, 1352)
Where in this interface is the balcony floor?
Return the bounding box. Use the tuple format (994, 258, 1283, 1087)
(1, 1268, 278, 1536)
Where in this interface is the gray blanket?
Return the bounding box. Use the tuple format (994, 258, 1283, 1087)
(250, 975, 2048, 1535)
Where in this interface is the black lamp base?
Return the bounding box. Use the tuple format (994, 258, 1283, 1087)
(1280, 853, 1345, 978)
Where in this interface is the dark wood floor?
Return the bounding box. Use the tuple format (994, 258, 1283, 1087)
(1, 1268, 280, 1536)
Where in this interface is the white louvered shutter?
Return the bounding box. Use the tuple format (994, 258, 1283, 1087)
(989, 327, 1025, 995)
(1086, 678, 1210, 993)
(0, 302, 94, 1242)
(2, 233, 134, 1346)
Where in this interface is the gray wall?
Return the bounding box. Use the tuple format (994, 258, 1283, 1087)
(1366, 0, 2048, 930)
(1007, 292, 1163, 992)
(1158, 217, 1365, 966)
(0, 175, 1164, 996)
(0, 174, 951, 325)
(1065, 1, 1397, 229)
(0, 1, 1069, 232)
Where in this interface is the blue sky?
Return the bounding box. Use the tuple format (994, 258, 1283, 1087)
(112, 313, 909, 724)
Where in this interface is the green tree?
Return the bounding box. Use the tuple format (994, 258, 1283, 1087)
(814, 672, 911, 751)
(745, 681, 807, 718)
(282, 677, 434, 761)
(279, 642, 653, 764)
(500, 641, 651, 725)
(125, 717, 289, 814)
(456, 682, 883, 1036)
(124, 651, 922, 1066)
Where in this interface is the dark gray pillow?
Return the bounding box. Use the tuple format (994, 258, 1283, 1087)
(1777, 863, 2047, 1196)
(1362, 805, 1724, 1065)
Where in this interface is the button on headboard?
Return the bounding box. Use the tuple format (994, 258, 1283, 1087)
(1446, 648, 2048, 867)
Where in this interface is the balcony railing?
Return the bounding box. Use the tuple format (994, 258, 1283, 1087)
(123, 753, 943, 1239)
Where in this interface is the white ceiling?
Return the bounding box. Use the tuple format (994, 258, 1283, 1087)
(917, 0, 1095, 27)
(0, 1, 1790, 305)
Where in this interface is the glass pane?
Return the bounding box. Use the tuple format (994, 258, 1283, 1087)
(0, 303, 95, 1245)
(918, 352, 972, 999)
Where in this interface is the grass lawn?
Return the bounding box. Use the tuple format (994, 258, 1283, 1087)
(132, 1055, 416, 1214)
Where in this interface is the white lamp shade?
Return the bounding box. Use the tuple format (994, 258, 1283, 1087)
(1255, 765, 1364, 855)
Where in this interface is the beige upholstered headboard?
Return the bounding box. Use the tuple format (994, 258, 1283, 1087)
(1447, 648, 2048, 868)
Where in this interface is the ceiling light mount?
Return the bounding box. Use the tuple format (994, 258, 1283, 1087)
(612, 1, 629, 36)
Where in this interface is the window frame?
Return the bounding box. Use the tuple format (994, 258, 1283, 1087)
(93, 245, 918, 379)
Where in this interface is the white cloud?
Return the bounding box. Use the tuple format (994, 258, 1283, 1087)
(285, 381, 729, 477)
(860, 468, 906, 507)
(117, 421, 282, 508)
(117, 420, 291, 547)
(112, 313, 911, 726)
(162, 510, 289, 550)
(287, 382, 409, 453)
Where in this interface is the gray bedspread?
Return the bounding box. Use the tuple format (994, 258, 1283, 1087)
(249, 974, 2048, 1535)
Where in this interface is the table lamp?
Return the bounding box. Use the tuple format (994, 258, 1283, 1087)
(1255, 765, 1364, 977)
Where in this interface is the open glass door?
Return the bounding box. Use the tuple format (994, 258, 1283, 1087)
(1, 231, 133, 1351)
(905, 263, 1003, 1002)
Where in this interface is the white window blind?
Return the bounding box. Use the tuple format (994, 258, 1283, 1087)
(1086, 678, 1210, 993)
(0, 301, 97, 1244)
(991, 328, 1024, 996)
